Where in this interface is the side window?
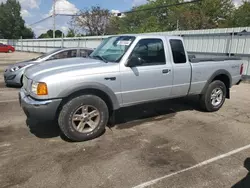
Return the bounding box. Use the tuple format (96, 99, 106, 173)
(79, 49, 92, 58)
(170, 39, 187, 64)
(130, 39, 166, 66)
(49, 50, 77, 60)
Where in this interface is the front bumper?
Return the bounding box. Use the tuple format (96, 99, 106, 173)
(19, 89, 62, 121)
(4, 71, 22, 86)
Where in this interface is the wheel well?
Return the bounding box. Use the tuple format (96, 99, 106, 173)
(212, 74, 230, 98)
(56, 88, 114, 118)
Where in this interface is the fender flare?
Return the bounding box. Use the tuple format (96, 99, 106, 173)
(58, 82, 120, 110)
(201, 69, 232, 95)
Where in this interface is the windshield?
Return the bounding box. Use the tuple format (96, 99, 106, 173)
(31, 48, 63, 61)
(90, 36, 136, 63)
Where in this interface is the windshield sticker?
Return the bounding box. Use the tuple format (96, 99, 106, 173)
(117, 40, 132, 46)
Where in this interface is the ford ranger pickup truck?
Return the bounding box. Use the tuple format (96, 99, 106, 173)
(19, 34, 243, 141)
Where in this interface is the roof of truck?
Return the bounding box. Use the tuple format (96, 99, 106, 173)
(112, 33, 183, 40)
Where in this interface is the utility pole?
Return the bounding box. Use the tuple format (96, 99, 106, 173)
(53, 0, 56, 38)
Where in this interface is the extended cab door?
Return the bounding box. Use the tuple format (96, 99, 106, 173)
(169, 39, 191, 97)
(120, 37, 173, 106)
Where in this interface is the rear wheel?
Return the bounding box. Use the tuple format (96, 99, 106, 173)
(58, 95, 109, 142)
(200, 80, 226, 112)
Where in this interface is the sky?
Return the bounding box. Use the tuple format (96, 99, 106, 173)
(0, 0, 247, 37)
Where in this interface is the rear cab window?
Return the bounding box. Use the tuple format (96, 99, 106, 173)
(170, 39, 187, 64)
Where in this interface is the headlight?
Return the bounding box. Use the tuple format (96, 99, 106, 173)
(31, 81, 48, 95)
(10, 65, 27, 72)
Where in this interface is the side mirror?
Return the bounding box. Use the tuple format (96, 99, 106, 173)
(126, 56, 144, 67)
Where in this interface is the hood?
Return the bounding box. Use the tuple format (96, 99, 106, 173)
(25, 57, 119, 80)
(7, 59, 37, 69)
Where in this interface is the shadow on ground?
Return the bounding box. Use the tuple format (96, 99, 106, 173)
(0, 81, 21, 89)
(232, 158, 250, 188)
(26, 118, 61, 139)
(109, 96, 201, 129)
(26, 96, 201, 140)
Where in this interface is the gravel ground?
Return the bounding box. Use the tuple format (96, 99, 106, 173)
(0, 52, 250, 188)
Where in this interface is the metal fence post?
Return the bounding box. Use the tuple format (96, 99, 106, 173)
(246, 59, 250, 76)
(21, 36, 23, 51)
(61, 33, 64, 48)
(228, 31, 234, 57)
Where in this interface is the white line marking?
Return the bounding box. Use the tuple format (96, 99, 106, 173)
(0, 143, 11, 147)
(132, 144, 250, 188)
(0, 99, 18, 103)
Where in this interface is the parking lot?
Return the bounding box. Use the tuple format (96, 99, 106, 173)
(0, 52, 250, 188)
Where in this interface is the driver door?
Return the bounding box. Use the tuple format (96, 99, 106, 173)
(120, 38, 173, 106)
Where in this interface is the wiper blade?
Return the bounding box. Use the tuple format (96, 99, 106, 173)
(92, 55, 108, 63)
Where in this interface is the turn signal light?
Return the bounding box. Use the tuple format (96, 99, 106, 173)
(37, 83, 48, 95)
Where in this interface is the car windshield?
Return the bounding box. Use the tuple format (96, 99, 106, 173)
(89, 36, 136, 63)
(31, 49, 63, 61)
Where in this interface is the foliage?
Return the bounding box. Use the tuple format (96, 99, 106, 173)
(231, 1, 250, 27)
(72, 6, 111, 35)
(0, 0, 34, 39)
(38, 29, 63, 38)
(21, 27, 35, 39)
(104, 0, 239, 34)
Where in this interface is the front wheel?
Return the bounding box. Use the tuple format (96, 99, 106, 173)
(200, 80, 226, 112)
(8, 49, 13, 53)
(58, 95, 109, 142)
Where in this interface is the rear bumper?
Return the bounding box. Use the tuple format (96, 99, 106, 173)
(19, 89, 62, 121)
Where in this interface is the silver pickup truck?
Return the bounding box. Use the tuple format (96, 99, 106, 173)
(19, 34, 243, 141)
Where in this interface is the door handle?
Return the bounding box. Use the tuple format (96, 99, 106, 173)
(162, 69, 171, 74)
(105, 77, 116, 81)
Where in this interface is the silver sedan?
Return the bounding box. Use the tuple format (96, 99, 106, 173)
(4, 47, 93, 87)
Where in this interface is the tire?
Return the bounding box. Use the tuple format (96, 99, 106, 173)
(200, 80, 227, 112)
(8, 50, 13, 53)
(58, 95, 109, 142)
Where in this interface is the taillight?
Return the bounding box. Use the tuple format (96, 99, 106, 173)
(240, 64, 243, 75)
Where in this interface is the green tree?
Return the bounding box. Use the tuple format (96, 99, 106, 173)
(38, 33, 49, 38)
(38, 30, 63, 38)
(179, 0, 235, 29)
(109, 0, 235, 33)
(66, 28, 76, 37)
(21, 27, 35, 39)
(231, 1, 250, 27)
(73, 6, 111, 35)
(0, 0, 34, 39)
